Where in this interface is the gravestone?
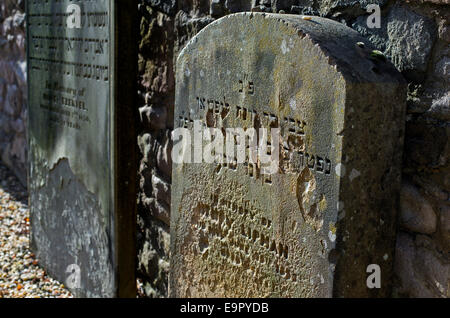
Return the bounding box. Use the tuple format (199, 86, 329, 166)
(170, 13, 406, 297)
(27, 0, 137, 297)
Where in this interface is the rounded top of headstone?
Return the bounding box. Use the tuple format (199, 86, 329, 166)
(178, 12, 405, 85)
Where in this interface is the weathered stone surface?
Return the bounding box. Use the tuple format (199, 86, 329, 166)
(386, 6, 437, 80)
(144, 0, 177, 16)
(156, 131, 173, 177)
(170, 12, 406, 297)
(0, 0, 26, 186)
(174, 11, 215, 62)
(394, 232, 449, 298)
(3, 84, 20, 116)
(404, 113, 447, 163)
(27, 1, 137, 297)
(422, 0, 450, 4)
(352, 5, 437, 82)
(140, 105, 168, 130)
(319, 0, 387, 16)
(225, 0, 252, 13)
(352, 16, 388, 55)
(137, 2, 176, 295)
(271, 0, 297, 13)
(136, 0, 449, 299)
(437, 204, 450, 250)
(399, 182, 437, 234)
(210, 0, 226, 17)
(152, 174, 171, 205)
(438, 21, 450, 42)
(138, 133, 157, 165)
(416, 177, 449, 202)
(137, 217, 170, 297)
(435, 57, 450, 82)
(427, 92, 450, 121)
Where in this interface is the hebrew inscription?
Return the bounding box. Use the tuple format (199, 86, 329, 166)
(170, 13, 406, 298)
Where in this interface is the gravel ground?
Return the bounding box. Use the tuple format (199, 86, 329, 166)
(0, 161, 72, 298)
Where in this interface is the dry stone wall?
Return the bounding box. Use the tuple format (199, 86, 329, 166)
(0, 0, 27, 185)
(136, 0, 449, 298)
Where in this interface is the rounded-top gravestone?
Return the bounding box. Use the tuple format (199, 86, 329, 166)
(170, 12, 406, 298)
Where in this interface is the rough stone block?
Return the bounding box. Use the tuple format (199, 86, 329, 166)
(27, 0, 137, 297)
(399, 182, 437, 234)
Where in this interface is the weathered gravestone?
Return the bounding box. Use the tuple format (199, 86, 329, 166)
(170, 13, 406, 297)
(27, 0, 137, 297)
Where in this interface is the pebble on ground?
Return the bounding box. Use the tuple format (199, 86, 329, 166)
(0, 162, 72, 298)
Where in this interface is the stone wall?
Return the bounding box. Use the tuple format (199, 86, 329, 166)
(136, 0, 449, 297)
(0, 0, 27, 186)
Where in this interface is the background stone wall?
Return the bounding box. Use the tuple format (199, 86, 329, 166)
(0, 0, 27, 186)
(136, 0, 449, 298)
